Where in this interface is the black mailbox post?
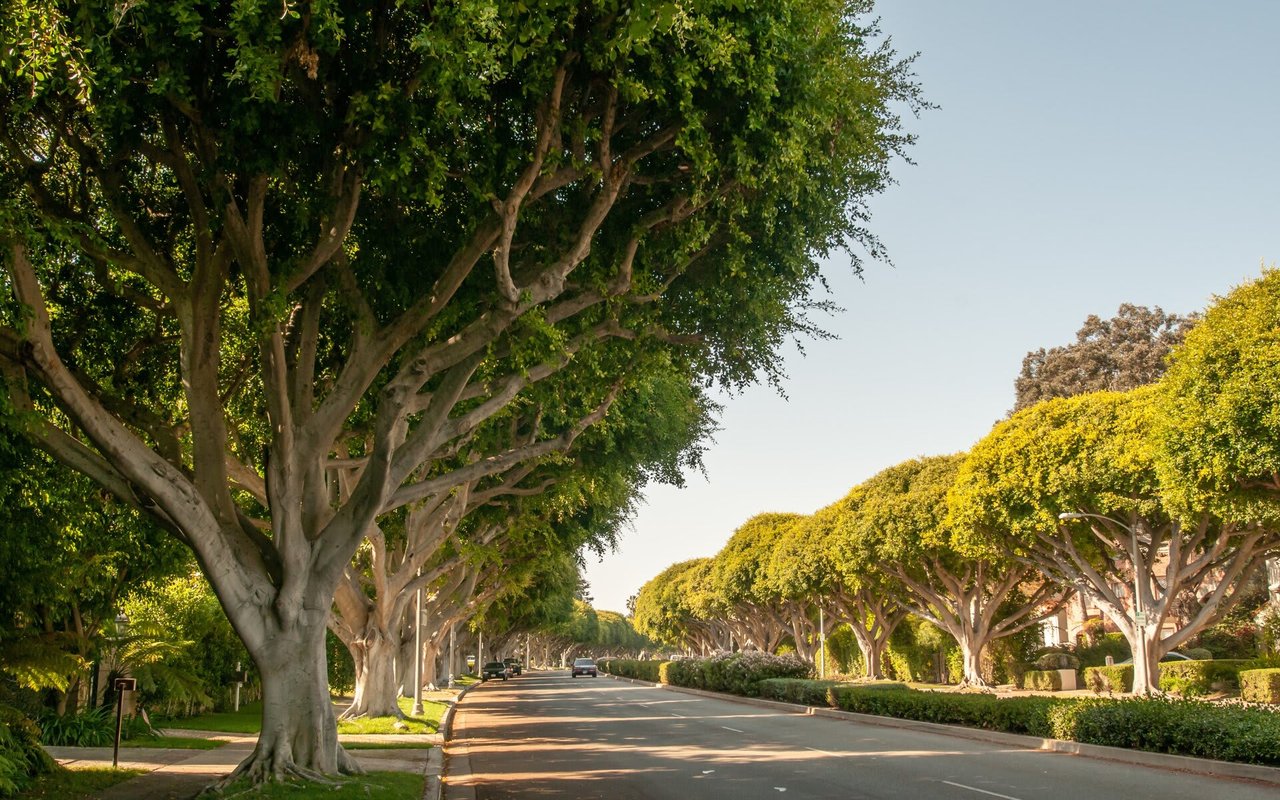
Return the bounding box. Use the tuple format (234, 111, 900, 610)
(112, 677, 137, 768)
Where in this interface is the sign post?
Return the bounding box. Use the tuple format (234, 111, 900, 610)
(112, 677, 137, 768)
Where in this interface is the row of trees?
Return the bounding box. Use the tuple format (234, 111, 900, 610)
(635, 274, 1280, 694)
(0, 0, 924, 784)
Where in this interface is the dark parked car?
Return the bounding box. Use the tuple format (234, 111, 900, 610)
(503, 658, 523, 676)
(571, 657, 597, 678)
(482, 661, 512, 681)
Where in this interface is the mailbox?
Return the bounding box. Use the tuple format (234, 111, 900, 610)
(114, 677, 137, 692)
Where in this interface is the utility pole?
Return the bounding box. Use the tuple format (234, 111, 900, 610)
(411, 572, 424, 715)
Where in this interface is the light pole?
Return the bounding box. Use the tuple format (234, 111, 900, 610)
(411, 572, 424, 716)
(818, 605, 826, 681)
(1058, 511, 1150, 694)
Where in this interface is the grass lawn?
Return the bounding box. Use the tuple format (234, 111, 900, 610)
(120, 735, 227, 750)
(336, 696, 446, 735)
(341, 741, 434, 750)
(216, 771, 423, 799)
(156, 701, 262, 733)
(14, 766, 145, 799)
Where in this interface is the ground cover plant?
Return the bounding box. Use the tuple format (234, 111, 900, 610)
(9, 767, 145, 800)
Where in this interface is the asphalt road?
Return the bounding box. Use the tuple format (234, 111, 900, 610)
(447, 671, 1276, 800)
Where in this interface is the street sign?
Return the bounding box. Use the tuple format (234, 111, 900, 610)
(1134, 612, 1147, 624)
(113, 677, 137, 692)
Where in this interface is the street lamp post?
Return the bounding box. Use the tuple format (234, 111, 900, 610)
(1058, 511, 1150, 694)
(411, 572, 424, 716)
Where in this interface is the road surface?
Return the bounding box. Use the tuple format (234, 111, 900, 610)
(446, 670, 1275, 799)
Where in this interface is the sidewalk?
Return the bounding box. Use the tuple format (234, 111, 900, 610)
(44, 729, 440, 800)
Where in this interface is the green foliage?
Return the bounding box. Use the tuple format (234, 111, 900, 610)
(756, 678, 844, 706)
(1156, 269, 1280, 525)
(661, 652, 812, 697)
(0, 704, 55, 797)
(597, 659, 664, 683)
(823, 624, 862, 677)
(36, 706, 113, 747)
(1046, 696, 1280, 765)
(1075, 633, 1130, 669)
(885, 617, 951, 683)
(121, 572, 251, 715)
(829, 686, 1059, 737)
(1240, 669, 1280, 704)
(1084, 664, 1133, 694)
(1157, 660, 1248, 697)
(1021, 670, 1065, 691)
(1192, 620, 1260, 659)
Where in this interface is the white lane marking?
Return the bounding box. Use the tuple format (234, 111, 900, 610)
(774, 788, 787, 792)
(804, 746, 837, 756)
(702, 770, 716, 774)
(669, 713, 684, 718)
(940, 780, 1024, 800)
(721, 726, 744, 733)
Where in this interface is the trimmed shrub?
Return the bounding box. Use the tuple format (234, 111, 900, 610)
(1240, 669, 1280, 704)
(1084, 664, 1132, 693)
(1047, 696, 1280, 765)
(1022, 670, 1064, 691)
(829, 686, 1059, 737)
(597, 659, 665, 683)
(1158, 659, 1248, 697)
(660, 652, 811, 696)
(756, 679, 843, 706)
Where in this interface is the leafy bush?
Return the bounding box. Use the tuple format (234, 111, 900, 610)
(829, 686, 1059, 737)
(1021, 670, 1064, 691)
(1193, 620, 1259, 660)
(0, 705, 55, 797)
(1075, 633, 1130, 670)
(597, 659, 664, 683)
(826, 685, 1280, 765)
(885, 618, 950, 683)
(661, 652, 811, 696)
(1084, 664, 1132, 693)
(1240, 669, 1280, 704)
(1183, 647, 1213, 661)
(756, 679, 843, 706)
(1158, 659, 1248, 697)
(1047, 695, 1280, 765)
(37, 707, 114, 747)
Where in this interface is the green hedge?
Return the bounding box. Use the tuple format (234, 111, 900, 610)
(756, 679, 844, 706)
(1084, 664, 1132, 693)
(830, 686, 1060, 737)
(597, 659, 665, 683)
(1046, 697, 1280, 764)
(661, 653, 812, 696)
(823, 685, 1280, 765)
(1158, 660, 1248, 697)
(1022, 670, 1064, 691)
(1241, 669, 1280, 704)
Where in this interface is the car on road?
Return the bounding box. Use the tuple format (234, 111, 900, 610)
(482, 661, 512, 681)
(504, 658, 523, 676)
(570, 657, 597, 678)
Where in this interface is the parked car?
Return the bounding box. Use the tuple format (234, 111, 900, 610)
(503, 658, 523, 676)
(1116, 651, 1194, 665)
(571, 657, 598, 678)
(482, 661, 512, 681)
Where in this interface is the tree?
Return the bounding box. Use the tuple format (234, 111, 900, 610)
(709, 512, 803, 653)
(0, 430, 186, 714)
(844, 456, 1060, 686)
(633, 558, 724, 654)
(1013, 304, 1197, 412)
(329, 360, 712, 718)
(1155, 269, 1280, 525)
(0, 0, 922, 782)
(954, 389, 1276, 694)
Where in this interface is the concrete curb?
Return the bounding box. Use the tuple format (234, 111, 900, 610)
(602, 673, 1280, 787)
(438, 680, 482, 800)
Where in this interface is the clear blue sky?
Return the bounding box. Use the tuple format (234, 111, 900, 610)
(583, 1, 1280, 613)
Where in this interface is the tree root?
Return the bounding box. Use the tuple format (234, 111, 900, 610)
(199, 744, 363, 796)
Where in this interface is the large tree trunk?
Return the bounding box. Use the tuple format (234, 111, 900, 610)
(222, 619, 361, 786)
(344, 625, 405, 719)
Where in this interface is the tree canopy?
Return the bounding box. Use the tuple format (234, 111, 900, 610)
(0, 0, 923, 781)
(1013, 304, 1196, 412)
